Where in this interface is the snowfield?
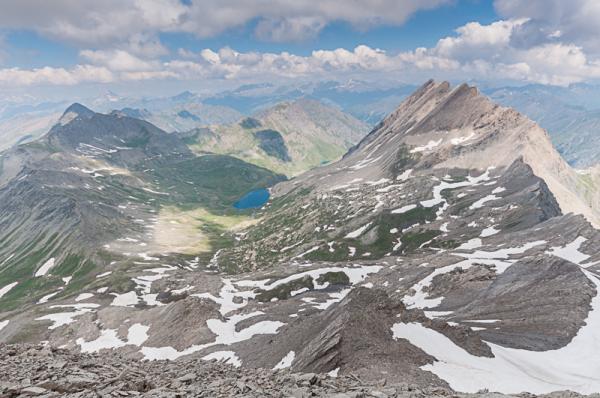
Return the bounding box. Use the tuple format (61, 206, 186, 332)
(394, 265, 600, 394)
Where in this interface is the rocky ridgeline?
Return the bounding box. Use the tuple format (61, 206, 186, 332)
(0, 344, 597, 398)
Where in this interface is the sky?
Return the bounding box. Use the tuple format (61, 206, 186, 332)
(1, 0, 600, 98)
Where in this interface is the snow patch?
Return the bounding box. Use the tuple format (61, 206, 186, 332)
(470, 195, 500, 210)
(111, 291, 139, 307)
(410, 139, 442, 153)
(34, 258, 56, 277)
(480, 226, 500, 237)
(0, 282, 18, 299)
(192, 278, 255, 316)
(273, 350, 295, 370)
(38, 291, 61, 304)
(141, 312, 284, 361)
(345, 222, 372, 239)
(420, 169, 493, 217)
(0, 320, 9, 332)
(396, 169, 413, 181)
(75, 293, 94, 302)
(127, 323, 150, 346)
(296, 245, 320, 258)
(328, 367, 340, 377)
(456, 238, 482, 250)
(36, 303, 99, 330)
(392, 204, 417, 214)
(547, 237, 592, 267)
(451, 133, 475, 145)
(77, 323, 149, 353)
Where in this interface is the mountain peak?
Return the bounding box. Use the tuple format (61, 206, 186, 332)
(373, 80, 489, 140)
(111, 107, 151, 120)
(172, 91, 197, 102)
(103, 90, 122, 102)
(63, 102, 94, 116)
(58, 103, 95, 126)
(281, 80, 600, 226)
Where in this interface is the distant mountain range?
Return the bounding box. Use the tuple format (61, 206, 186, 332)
(486, 84, 600, 168)
(201, 80, 417, 124)
(4, 80, 600, 170)
(0, 100, 70, 154)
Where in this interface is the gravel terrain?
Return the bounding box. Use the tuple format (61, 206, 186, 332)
(1, 344, 598, 398)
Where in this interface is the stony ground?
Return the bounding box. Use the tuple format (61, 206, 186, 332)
(1, 344, 598, 398)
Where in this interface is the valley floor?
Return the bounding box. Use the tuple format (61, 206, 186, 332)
(1, 344, 598, 398)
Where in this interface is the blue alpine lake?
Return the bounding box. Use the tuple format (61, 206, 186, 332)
(233, 188, 270, 209)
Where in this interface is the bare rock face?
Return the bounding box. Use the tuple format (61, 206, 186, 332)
(430, 254, 596, 350)
(140, 297, 221, 350)
(48, 103, 192, 168)
(275, 80, 600, 227)
(291, 288, 436, 378)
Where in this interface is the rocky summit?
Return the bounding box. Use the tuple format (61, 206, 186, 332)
(3, 81, 600, 396)
(2, 344, 599, 398)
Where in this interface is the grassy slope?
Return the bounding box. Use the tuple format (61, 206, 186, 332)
(0, 148, 284, 312)
(187, 101, 369, 177)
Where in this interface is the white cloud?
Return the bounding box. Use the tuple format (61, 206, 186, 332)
(397, 48, 459, 70)
(176, 0, 453, 41)
(2, 16, 600, 88)
(400, 17, 600, 86)
(0, 45, 403, 87)
(119, 70, 178, 81)
(494, 0, 600, 54)
(434, 20, 525, 61)
(312, 45, 390, 71)
(513, 43, 600, 86)
(0, 0, 186, 47)
(80, 50, 159, 72)
(255, 17, 327, 42)
(0, 65, 114, 86)
(0, 35, 7, 65)
(126, 34, 170, 58)
(177, 48, 198, 59)
(0, 0, 451, 46)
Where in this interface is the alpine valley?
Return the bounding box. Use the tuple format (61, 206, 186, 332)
(4, 80, 600, 397)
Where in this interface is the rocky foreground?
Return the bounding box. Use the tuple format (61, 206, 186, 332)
(0, 344, 597, 398)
